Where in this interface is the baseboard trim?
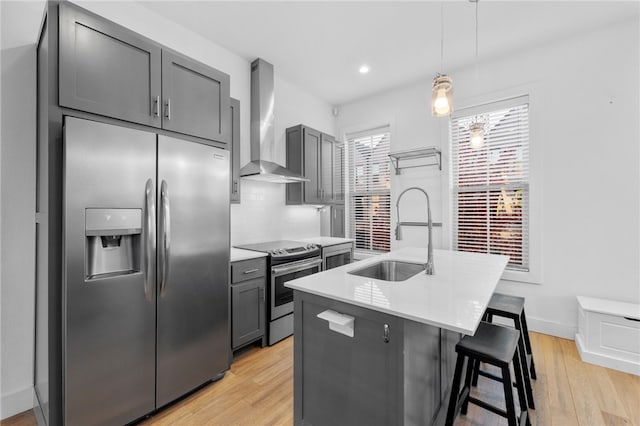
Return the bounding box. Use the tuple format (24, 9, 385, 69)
(575, 334, 640, 376)
(521, 316, 576, 340)
(1, 386, 34, 420)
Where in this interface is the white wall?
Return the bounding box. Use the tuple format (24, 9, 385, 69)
(1, 0, 43, 418)
(0, 1, 332, 418)
(336, 17, 640, 339)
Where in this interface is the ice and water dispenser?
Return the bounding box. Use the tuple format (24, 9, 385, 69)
(85, 208, 142, 280)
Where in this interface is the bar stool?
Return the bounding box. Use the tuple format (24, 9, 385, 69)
(474, 292, 536, 409)
(445, 322, 530, 426)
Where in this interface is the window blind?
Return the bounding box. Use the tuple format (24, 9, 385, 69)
(347, 128, 391, 254)
(450, 96, 530, 271)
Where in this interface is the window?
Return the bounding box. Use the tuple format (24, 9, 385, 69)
(347, 127, 391, 255)
(450, 96, 530, 271)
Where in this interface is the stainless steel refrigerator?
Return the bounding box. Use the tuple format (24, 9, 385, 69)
(63, 116, 230, 425)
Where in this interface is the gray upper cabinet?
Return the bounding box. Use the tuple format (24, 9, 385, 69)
(303, 127, 322, 204)
(320, 133, 334, 202)
(58, 3, 230, 144)
(230, 98, 241, 203)
(330, 204, 345, 238)
(59, 3, 162, 128)
(286, 125, 338, 205)
(161, 50, 230, 143)
(333, 142, 345, 203)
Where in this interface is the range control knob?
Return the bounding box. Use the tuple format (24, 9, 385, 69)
(306, 244, 317, 250)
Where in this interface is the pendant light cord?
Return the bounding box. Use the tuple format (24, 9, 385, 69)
(474, 0, 480, 125)
(474, 0, 479, 81)
(440, 1, 444, 73)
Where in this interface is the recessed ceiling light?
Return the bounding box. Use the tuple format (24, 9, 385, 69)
(359, 65, 370, 74)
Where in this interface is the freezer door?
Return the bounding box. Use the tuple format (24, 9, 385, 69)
(156, 135, 230, 407)
(63, 117, 156, 425)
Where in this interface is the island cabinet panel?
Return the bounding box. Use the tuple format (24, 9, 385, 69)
(293, 291, 461, 426)
(161, 50, 230, 143)
(59, 3, 162, 128)
(294, 292, 404, 426)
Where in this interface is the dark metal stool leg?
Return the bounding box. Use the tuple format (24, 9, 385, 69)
(520, 309, 537, 379)
(514, 318, 535, 409)
(445, 352, 466, 426)
(501, 366, 518, 426)
(461, 356, 475, 415)
(512, 347, 531, 426)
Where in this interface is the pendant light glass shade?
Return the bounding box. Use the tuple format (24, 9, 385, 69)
(431, 74, 453, 117)
(469, 121, 485, 149)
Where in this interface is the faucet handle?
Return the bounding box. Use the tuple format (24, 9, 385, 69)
(395, 223, 402, 240)
(425, 259, 435, 275)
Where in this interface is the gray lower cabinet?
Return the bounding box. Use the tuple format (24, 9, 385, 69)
(294, 291, 460, 426)
(231, 258, 266, 350)
(58, 2, 230, 144)
(230, 98, 241, 203)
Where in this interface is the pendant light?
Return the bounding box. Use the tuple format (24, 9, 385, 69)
(432, 2, 453, 117)
(469, 0, 485, 149)
(469, 122, 485, 149)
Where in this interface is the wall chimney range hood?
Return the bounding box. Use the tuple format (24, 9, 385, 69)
(239, 58, 309, 183)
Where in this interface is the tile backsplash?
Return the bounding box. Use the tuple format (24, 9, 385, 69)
(230, 180, 321, 245)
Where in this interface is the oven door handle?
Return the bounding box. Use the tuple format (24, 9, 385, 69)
(271, 258, 323, 276)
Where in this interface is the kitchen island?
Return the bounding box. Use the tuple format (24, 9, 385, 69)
(286, 247, 508, 426)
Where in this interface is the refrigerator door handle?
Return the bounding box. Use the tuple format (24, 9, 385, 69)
(159, 180, 171, 297)
(144, 179, 156, 301)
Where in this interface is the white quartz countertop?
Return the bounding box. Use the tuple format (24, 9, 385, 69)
(298, 237, 354, 247)
(230, 247, 268, 262)
(285, 247, 509, 335)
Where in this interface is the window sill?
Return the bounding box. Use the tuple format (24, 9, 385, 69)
(501, 269, 542, 285)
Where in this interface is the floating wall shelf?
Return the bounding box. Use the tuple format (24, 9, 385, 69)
(388, 147, 442, 174)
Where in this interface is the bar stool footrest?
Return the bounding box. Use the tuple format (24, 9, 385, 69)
(468, 396, 509, 418)
(478, 369, 502, 382)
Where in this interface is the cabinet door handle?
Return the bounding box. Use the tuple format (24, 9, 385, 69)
(153, 96, 160, 117)
(164, 98, 171, 120)
(243, 268, 259, 275)
(233, 180, 238, 193)
(259, 287, 265, 302)
(383, 324, 390, 343)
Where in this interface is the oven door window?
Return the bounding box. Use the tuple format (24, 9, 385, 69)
(273, 265, 321, 307)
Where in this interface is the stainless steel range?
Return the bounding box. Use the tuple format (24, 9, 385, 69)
(234, 240, 321, 345)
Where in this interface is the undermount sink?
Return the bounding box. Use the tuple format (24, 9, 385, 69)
(348, 260, 425, 282)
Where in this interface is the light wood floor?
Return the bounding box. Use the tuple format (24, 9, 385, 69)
(3, 332, 639, 426)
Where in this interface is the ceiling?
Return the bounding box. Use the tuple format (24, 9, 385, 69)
(138, 1, 639, 106)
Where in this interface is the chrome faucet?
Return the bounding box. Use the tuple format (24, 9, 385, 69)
(395, 187, 435, 275)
